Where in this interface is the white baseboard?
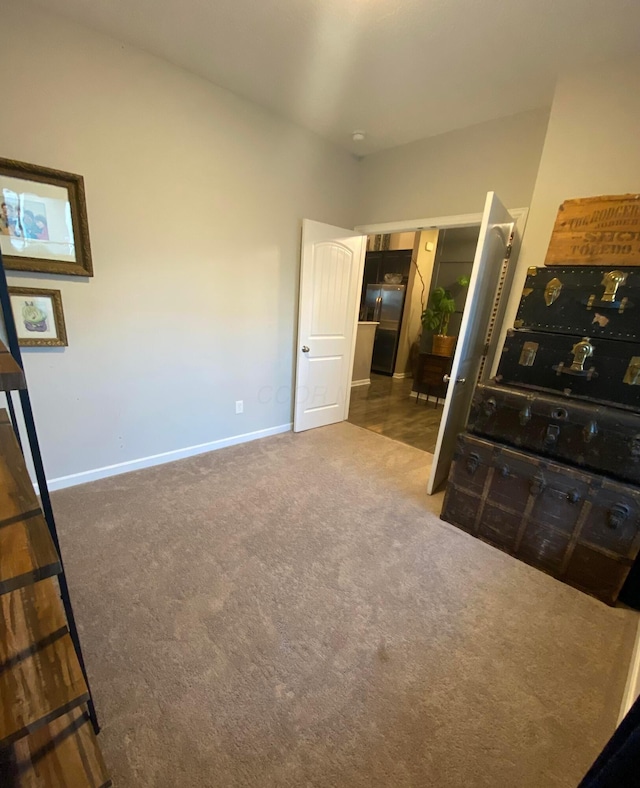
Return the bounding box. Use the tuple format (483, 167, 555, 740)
(40, 423, 292, 493)
(351, 379, 371, 387)
(620, 615, 640, 723)
(392, 372, 410, 379)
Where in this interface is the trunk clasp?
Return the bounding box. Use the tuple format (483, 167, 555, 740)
(601, 270, 628, 303)
(607, 503, 630, 530)
(519, 404, 532, 425)
(570, 337, 594, 372)
(553, 338, 597, 379)
(518, 341, 538, 367)
(544, 277, 562, 306)
(530, 473, 546, 496)
(624, 357, 640, 386)
(544, 425, 560, 446)
(466, 452, 481, 475)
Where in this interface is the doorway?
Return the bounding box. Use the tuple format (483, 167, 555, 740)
(295, 196, 525, 492)
(347, 225, 480, 455)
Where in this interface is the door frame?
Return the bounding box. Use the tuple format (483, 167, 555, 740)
(355, 206, 529, 378)
(350, 206, 528, 444)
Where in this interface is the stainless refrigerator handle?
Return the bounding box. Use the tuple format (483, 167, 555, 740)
(375, 296, 382, 322)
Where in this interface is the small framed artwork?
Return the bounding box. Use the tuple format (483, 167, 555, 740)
(8, 287, 68, 347)
(0, 157, 93, 277)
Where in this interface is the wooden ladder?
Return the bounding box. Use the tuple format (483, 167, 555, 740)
(0, 340, 111, 787)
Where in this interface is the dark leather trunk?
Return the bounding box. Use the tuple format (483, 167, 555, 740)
(441, 433, 640, 605)
(516, 266, 640, 341)
(497, 328, 640, 411)
(469, 383, 640, 485)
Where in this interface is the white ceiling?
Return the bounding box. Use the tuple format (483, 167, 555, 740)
(32, 0, 640, 155)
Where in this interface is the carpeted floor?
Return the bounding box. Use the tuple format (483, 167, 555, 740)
(51, 422, 637, 787)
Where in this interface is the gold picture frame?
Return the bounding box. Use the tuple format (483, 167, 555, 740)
(0, 157, 93, 277)
(8, 286, 68, 347)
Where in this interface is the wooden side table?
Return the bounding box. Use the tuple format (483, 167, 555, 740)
(414, 352, 453, 407)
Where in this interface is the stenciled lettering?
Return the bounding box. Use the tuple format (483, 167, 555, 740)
(572, 243, 634, 257)
(566, 202, 640, 231)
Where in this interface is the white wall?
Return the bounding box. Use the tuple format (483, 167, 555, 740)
(502, 53, 640, 341)
(1, 5, 359, 481)
(356, 108, 550, 225)
(366, 232, 415, 251)
(387, 232, 416, 251)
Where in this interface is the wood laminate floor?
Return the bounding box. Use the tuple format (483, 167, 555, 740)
(348, 374, 443, 454)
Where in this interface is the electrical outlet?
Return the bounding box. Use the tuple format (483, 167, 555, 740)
(235, 400, 243, 414)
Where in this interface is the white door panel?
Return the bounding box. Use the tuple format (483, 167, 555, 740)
(427, 192, 514, 494)
(294, 220, 366, 433)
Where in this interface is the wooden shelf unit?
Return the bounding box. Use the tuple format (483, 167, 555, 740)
(0, 411, 62, 596)
(0, 708, 111, 788)
(0, 253, 109, 785)
(0, 579, 89, 748)
(0, 407, 109, 783)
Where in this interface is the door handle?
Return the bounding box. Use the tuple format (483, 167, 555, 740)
(302, 345, 310, 353)
(443, 375, 466, 385)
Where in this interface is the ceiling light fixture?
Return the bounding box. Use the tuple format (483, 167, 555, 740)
(352, 130, 365, 142)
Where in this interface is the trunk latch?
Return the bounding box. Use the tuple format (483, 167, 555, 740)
(623, 357, 640, 386)
(544, 277, 563, 306)
(518, 341, 538, 367)
(601, 270, 628, 302)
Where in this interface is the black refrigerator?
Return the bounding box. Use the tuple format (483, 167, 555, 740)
(364, 284, 407, 375)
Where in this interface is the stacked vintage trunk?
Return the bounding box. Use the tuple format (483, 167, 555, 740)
(442, 195, 640, 605)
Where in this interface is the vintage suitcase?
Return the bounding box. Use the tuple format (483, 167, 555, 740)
(496, 328, 640, 412)
(544, 194, 640, 267)
(441, 433, 640, 604)
(515, 266, 640, 341)
(468, 383, 640, 485)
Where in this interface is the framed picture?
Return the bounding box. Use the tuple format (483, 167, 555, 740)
(0, 158, 93, 277)
(8, 287, 68, 347)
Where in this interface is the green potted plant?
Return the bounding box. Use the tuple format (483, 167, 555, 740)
(421, 276, 470, 356)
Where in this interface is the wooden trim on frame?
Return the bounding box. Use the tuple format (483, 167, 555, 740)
(355, 207, 529, 236)
(0, 157, 93, 277)
(8, 286, 68, 347)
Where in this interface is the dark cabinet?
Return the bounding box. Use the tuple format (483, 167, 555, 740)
(360, 249, 412, 315)
(380, 249, 412, 281)
(413, 353, 453, 406)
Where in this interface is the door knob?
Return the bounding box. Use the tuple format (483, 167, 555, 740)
(443, 375, 466, 384)
(302, 345, 310, 353)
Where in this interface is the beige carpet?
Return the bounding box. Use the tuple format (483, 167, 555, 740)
(51, 422, 637, 787)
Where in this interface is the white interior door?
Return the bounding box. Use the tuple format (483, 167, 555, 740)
(427, 192, 514, 494)
(294, 220, 366, 432)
